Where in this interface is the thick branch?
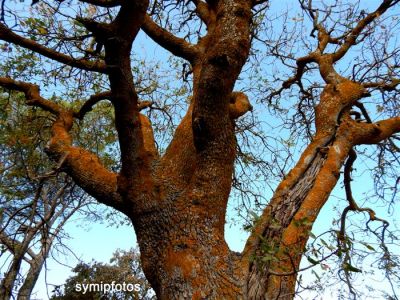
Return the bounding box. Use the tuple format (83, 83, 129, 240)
(0, 23, 107, 73)
(363, 78, 400, 91)
(332, 0, 400, 62)
(0, 232, 37, 261)
(74, 91, 112, 119)
(0, 77, 124, 211)
(190, 0, 213, 26)
(0, 77, 61, 114)
(141, 15, 200, 63)
(353, 116, 400, 145)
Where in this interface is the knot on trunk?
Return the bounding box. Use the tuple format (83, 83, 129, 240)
(229, 92, 252, 119)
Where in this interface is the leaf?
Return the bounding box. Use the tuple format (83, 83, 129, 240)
(311, 270, 321, 281)
(38, 27, 48, 35)
(361, 242, 376, 252)
(343, 263, 362, 273)
(307, 256, 319, 265)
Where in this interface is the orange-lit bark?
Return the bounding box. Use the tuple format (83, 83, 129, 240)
(130, 1, 253, 297)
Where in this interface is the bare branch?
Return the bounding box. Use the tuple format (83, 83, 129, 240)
(268, 54, 316, 101)
(362, 78, 400, 91)
(141, 14, 200, 64)
(0, 232, 37, 261)
(190, 0, 213, 26)
(74, 91, 112, 119)
(332, 0, 400, 62)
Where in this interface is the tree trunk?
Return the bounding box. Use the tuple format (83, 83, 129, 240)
(0, 238, 34, 300)
(16, 255, 45, 300)
(131, 204, 244, 299)
(0, 257, 22, 300)
(0, 232, 35, 300)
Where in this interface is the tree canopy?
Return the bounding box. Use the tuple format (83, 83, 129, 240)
(50, 248, 154, 300)
(0, 0, 399, 299)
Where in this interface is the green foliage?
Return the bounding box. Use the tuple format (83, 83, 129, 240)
(50, 249, 155, 300)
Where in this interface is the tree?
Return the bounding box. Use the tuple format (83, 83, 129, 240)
(50, 248, 154, 300)
(0, 90, 117, 299)
(0, 0, 399, 299)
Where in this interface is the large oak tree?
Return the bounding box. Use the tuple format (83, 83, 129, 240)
(0, 0, 399, 299)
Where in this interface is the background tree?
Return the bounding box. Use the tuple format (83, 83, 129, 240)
(50, 248, 154, 300)
(0, 89, 119, 300)
(0, 0, 399, 299)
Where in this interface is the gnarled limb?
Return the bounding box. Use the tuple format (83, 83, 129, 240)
(74, 91, 112, 119)
(0, 77, 124, 211)
(240, 3, 399, 292)
(190, 0, 213, 26)
(268, 114, 400, 298)
(142, 15, 200, 64)
(159, 91, 252, 189)
(242, 70, 369, 298)
(243, 108, 400, 299)
(332, 0, 400, 62)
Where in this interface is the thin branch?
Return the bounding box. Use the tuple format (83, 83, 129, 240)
(354, 102, 372, 123)
(340, 149, 390, 240)
(0, 23, 107, 73)
(267, 249, 339, 277)
(252, 0, 269, 7)
(138, 100, 153, 111)
(268, 54, 316, 101)
(78, 0, 122, 7)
